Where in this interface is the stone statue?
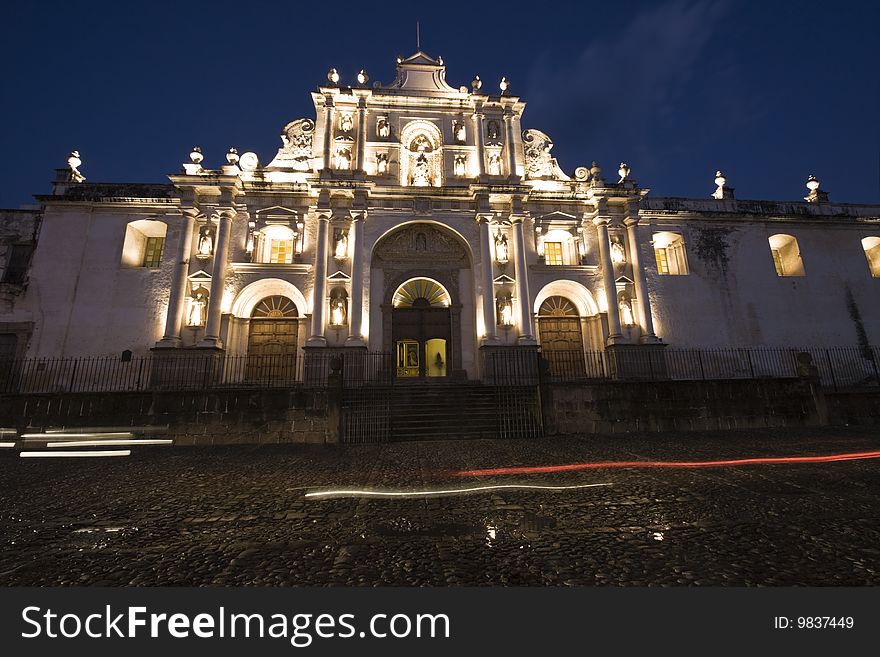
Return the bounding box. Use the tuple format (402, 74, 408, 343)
(187, 289, 208, 326)
(412, 152, 430, 186)
(334, 231, 348, 259)
(494, 231, 509, 262)
(453, 120, 466, 143)
(339, 113, 354, 132)
(377, 117, 390, 138)
(487, 120, 500, 140)
(610, 237, 626, 264)
(330, 296, 347, 326)
(376, 152, 388, 174)
(488, 153, 502, 176)
(336, 148, 351, 170)
(497, 296, 513, 326)
(267, 118, 314, 170)
(454, 154, 467, 177)
(67, 151, 85, 183)
(619, 299, 635, 326)
(197, 227, 214, 257)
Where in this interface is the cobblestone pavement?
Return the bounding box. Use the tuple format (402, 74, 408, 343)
(1, 427, 879, 586)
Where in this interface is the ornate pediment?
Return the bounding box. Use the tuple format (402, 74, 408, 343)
(522, 129, 570, 181)
(267, 118, 315, 170)
(373, 223, 470, 266)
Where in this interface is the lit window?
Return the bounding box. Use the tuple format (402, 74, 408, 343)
(269, 239, 293, 264)
(654, 247, 669, 275)
(652, 232, 688, 275)
(142, 237, 164, 268)
(544, 241, 563, 266)
(862, 237, 880, 278)
(768, 234, 805, 277)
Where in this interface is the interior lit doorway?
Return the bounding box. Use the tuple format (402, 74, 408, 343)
(391, 278, 451, 380)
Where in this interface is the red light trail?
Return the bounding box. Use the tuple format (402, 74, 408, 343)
(453, 450, 880, 477)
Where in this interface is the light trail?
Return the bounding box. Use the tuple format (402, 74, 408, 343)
(20, 450, 131, 458)
(21, 432, 134, 440)
(0, 442, 16, 448)
(46, 439, 172, 447)
(454, 450, 880, 477)
(305, 482, 612, 499)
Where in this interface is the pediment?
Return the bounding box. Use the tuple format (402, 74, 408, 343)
(536, 211, 578, 222)
(255, 205, 298, 217)
(493, 274, 516, 285)
(327, 270, 351, 282)
(187, 269, 212, 283)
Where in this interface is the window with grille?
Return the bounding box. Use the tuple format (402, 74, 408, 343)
(544, 241, 563, 266)
(142, 237, 164, 268)
(771, 248, 784, 276)
(269, 239, 293, 264)
(654, 247, 669, 275)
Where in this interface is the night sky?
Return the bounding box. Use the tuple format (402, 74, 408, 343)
(1, 0, 877, 208)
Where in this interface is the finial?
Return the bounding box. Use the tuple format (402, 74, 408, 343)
(472, 75, 482, 92)
(189, 146, 203, 165)
(226, 147, 239, 165)
(396, 55, 403, 64)
(327, 68, 340, 85)
(357, 69, 368, 86)
(711, 170, 734, 199)
(67, 150, 85, 182)
(437, 55, 443, 65)
(804, 174, 828, 203)
(618, 162, 630, 183)
(806, 174, 820, 191)
(500, 76, 510, 94)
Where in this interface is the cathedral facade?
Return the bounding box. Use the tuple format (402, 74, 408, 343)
(1, 51, 879, 383)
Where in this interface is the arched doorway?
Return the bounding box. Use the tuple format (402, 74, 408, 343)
(392, 278, 451, 378)
(246, 295, 299, 382)
(538, 296, 586, 377)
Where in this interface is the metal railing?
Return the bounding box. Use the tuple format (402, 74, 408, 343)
(0, 345, 878, 394)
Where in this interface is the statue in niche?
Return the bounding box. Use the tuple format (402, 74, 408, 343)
(339, 113, 354, 133)
(415, 232, 427, 252)
(494, 231, 509, 263)
(610, 237, 626, 264)
(197, 226, 214, 257)
(619, 298, 635, 326)
(497, 295, 513, 326)
(453, 120, 466, 143)
(453, 154, 467, 176)
(488, 153, 502, 176)
(335, 147, 351, 170)
(330, 293, 347, 326)
(487, 120, 500, 140)
(187, 288, 208, 327)
(334, 231, 348, 259)
(376, 152, 388, 174)
(377, 116, 390, 138)
(412, 152, 430, 186)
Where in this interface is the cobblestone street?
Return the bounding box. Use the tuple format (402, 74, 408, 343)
(2, 427, 879, 586)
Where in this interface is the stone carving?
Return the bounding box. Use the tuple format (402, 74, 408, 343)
(377, 116, 390, 138)
(494, 231, 509, 263)
(619, 298, 635, 326)
(330, 289, 348, 326)
(487, 153, 502, 176)
(197, 225, 214, 257)
(373, 223, 469, 266)
(610, 236, 626, 264)
(339, 112, 354, 133)
(376, 152, 388, 174)
(187, 287, 208, 327)
(453, 154, 467, 177)
(453, 120, 466, 143)
(334, 229, 349, 259)
(267, 118, 315, 170)
(497, 294, 514, 326)
(335, 147, 351, 170)
(522, 129, 567, 180)
(67, 151, 85, 183)
(486, 120, 500, 140)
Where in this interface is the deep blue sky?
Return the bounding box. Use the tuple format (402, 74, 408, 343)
(1, 0, 878, 207)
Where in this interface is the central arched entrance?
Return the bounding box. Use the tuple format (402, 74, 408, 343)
(392, 278, 451, 378)
(246, 295, 299, 382)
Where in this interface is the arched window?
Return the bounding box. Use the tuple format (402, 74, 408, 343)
(540, 229, 578, 266)
(121, 219, 167, 268)
(768, 234, 805, 277)
(392, 278, 451, 308)
(652, 231, 689, 275)
(862, 236, 880, 278)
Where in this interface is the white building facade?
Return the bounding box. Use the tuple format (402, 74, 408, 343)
(1, 51, 879, 382)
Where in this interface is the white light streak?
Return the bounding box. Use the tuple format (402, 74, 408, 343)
(20, 450, 131, 458)
(47, 439, 172, 447)
(22, 432, 134, 440)
(0, 442, 16, 448)
(305, 482, 612, 499)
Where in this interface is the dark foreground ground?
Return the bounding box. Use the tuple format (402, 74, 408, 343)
(1, 427, 879, 586)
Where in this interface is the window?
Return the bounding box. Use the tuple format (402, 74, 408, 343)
(768, 234, 805, 277)
(544, 241, 563, 266)
(2, 244, 34, 284)
(121, 219, 167, 268)
(862, 237, 880, 278)
(652, 232, 688, 275)
(142, 236, 164, 268)
(269, 238, 293, 264)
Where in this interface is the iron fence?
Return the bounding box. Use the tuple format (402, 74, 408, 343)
(0, 345, 877, 394)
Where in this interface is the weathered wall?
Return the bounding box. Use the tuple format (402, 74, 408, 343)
(0, 388, 331, 445)
(825, 390, 880, 427)
(542, 378, 822, 435)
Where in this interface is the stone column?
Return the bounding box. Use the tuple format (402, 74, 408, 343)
(355, 99, 367, 172)
(503, 108, 518, 178)
(472, 107, 486, 177)
(322, 99, 335, 171)
(345, 211, 366, 346)
(478, 214, 498, 344)
(511, 216, 535, 343)
(199, 208, 234, 348)
(156, 207, 197, 347)
(624, 203, 659, 343)
(306, 214, 330, 346)
(594, 211, 623, 345)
